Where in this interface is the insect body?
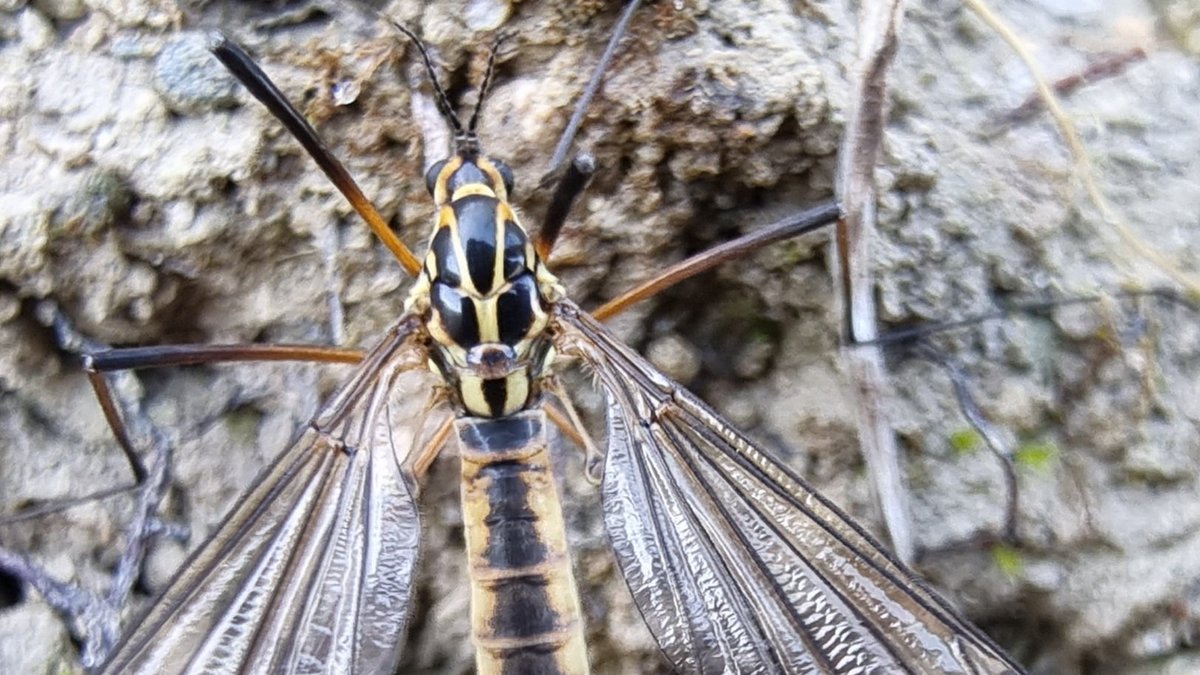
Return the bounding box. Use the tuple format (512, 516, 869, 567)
(414, 151, 558, 419)
(409, 75, 588, 671)
(89, 24, 1027, 675)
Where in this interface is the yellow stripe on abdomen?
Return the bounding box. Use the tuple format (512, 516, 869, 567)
(457, 411, 589, 675)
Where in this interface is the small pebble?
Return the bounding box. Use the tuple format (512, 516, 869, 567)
(464, 0, 510, 31)
(646, 333, 701, 384)
(154, 32, 240, 115)
(51, 169, 132, 238)
(17, 7, 53, 50)
(33, 0, 84, 20)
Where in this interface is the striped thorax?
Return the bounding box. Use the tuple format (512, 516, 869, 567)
(405, 151, 564, 418)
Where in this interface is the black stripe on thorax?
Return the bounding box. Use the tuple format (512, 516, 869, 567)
(430, 225, 461, 285)
(496, 274, 538, 346)
(431, 280, 481, 347)
(453, 194, 502, 295)
(482, 376, 510, 417)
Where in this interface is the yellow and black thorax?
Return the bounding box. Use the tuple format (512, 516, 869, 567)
(407, 152, 560, 418)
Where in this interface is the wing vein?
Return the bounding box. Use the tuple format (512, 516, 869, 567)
(672, 415, 919, 672)
(552, 300, 1025, 675)
(100, 315, 430, 675)
(658, 417, 826, 673)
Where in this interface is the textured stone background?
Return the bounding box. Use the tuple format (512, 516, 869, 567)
(1, 0, 1199, 673)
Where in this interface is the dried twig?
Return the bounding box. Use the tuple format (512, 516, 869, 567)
(835, 0, 913, 562)
(998, 47, 1146, 126)
(963, 0, 1200, 298)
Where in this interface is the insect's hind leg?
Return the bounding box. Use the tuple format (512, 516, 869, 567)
(79, 343, 368, 565)
(1, 305, 368, 667)
(0, 304, 173, 666)
(2, 343, 364, 523)
(84, 343, 365, 483)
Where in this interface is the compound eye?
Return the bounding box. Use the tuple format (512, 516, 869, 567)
(425, 159, 449, 196)
(492, 159, 515, 196)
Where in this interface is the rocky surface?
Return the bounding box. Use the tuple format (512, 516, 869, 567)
(0, 0, 1197, 673)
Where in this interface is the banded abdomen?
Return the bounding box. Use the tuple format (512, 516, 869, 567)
(456, 410, 588, 675)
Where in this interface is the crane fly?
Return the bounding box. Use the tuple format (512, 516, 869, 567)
(54, 22, 1029, 675)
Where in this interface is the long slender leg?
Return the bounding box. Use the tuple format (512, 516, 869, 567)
(0, 303, 171, 666)
(543, 403, 588, 452)
(86, 343, 364, 372)
(543, 377, 605, 484)
(533, 0, 639, 259)
(6, 345, 367, 516)
(535, 153, 596, 260)
(532, 0, 837, 299)
(910, 343, 1019, 544)
(208, 36, 423, 276)
(85, 343, 366, 482)
(591, 199, 841, 321)
(0, 484, 139, 526)
(859, 289, 1199, 349)
(412, 414, 454, 481)
(1, 311, 371, 666)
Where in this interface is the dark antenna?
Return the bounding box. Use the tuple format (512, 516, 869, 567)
(388, 20, 470, 152)
(467, 31, 511, 137)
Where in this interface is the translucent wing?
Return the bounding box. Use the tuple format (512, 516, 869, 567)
(552, 300, 1024, 675)
(101, 315, 429, 675)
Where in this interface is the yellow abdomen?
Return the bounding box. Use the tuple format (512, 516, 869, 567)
(456, 410, 589, 675)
